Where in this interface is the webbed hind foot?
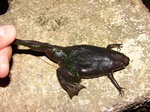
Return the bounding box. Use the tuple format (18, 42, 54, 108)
(63, 81, 85, 99)
(57, 68, 85, 99)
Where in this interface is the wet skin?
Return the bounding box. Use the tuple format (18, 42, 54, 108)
(12, 39, 130, 99)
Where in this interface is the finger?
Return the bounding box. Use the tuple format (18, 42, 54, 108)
(0, 25, 16, 49)
(0, 46, 12, 78)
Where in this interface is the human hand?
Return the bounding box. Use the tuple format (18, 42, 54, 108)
(0, 25, 16, 78)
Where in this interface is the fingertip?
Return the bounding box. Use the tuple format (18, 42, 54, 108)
(0, 63, 9, 78)
(0, 46, 12, 78)
(0, 25, 17, 49)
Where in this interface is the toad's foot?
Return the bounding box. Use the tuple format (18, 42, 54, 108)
(57, 68, 85, 99)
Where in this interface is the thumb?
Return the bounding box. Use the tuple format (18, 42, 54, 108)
(0, 25, 16, 49)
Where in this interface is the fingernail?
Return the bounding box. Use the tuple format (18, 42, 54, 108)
(0, 25, 13, 38)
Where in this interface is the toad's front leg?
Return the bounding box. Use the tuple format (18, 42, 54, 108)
(107, 44, 122, 50)
(57, 68, 85, 99)
(107, 72, 124, 96)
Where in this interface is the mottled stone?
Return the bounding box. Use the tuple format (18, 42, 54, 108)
(0, 0, 149, 112)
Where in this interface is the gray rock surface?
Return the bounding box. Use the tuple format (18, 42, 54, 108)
(0, 0, 149, 111)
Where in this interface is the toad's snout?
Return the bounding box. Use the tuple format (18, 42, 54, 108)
(122, 55, 130, 67)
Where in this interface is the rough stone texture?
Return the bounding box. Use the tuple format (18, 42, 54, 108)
(0, 0, 149, 112)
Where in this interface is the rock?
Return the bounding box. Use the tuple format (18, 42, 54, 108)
(0, 0, 149, 111)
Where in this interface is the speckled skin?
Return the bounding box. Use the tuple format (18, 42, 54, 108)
(13, 39, 130, 99)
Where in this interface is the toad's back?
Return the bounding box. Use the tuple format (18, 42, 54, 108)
(67, 45, 122, 78)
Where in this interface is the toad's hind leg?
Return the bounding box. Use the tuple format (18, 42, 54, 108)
(57, 68, 85, 99)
